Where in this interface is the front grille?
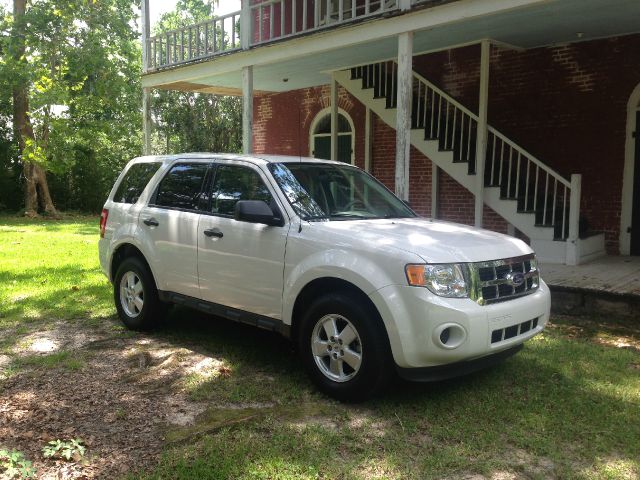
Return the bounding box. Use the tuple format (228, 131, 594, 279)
(491, 317, 539, 344)
(470, 254, 539, 305)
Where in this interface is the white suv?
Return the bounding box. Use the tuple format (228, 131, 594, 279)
(99, 153, 550, 401)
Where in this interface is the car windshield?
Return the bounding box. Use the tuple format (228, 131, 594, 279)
(269, 162, 416, 221)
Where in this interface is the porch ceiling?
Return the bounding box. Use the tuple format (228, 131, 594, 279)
(145, 0, 640, 94)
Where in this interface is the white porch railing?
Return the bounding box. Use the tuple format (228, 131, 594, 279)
(250, 0, 398, 45)
(147, 11, 241, 70)
(144, 1, 403, 70)
(351, 61, 581, 241)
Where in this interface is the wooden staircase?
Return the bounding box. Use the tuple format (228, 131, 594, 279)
(334, 62, 605, 264)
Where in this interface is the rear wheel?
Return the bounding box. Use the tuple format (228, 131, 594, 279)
(114, 257, 163, 331)
(299, 293, 393, 402)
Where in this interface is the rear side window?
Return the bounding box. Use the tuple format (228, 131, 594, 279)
(211, 165, 273, 216)
(113, 162, 161, 204)
(154, 163, 209, 211)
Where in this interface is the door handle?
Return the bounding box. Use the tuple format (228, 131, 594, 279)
(203, 228, 223, 238)
(143, 217, 159, 227)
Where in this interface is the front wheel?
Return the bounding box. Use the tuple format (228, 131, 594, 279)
(114, 257, 163, 331)
(299, 293, 393, 402)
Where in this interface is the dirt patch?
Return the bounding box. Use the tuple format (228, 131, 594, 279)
(0, 320, 233, 479)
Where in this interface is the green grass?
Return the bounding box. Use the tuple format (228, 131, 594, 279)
(0, 214, 113, 332)
(1, 215, 639, 479)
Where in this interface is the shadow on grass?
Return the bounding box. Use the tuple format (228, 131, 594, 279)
(125, 307, 640, 479)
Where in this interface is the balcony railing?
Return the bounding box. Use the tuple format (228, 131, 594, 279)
(144, 0, 410, 71)
(147, 11, 242, 70)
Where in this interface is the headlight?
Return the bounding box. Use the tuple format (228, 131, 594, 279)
(405, 263, 469, 298)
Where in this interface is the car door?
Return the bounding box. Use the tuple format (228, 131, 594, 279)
(138, 161, 211, 298)
(197, 162, 290, 320)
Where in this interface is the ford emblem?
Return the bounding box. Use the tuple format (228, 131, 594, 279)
(509, 272, 525, 287)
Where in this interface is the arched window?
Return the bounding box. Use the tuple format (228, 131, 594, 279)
(309, 109, 354, 164)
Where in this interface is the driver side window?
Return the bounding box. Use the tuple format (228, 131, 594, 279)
(210, 165, 273, 216)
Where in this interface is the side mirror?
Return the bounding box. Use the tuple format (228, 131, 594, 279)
(234, 200, 283, 226)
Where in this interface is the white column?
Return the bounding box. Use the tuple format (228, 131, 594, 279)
(331, 74, 338, 161)
(142, 87, 151, 155)
(399, 0, 412, 10)
(566, 174, 582, 265)
(431, 164, 438, 218)
(365, 107, 372, 172)
(474, 40, 491, 227)
(141, 0, 150, 71)
(242, 65, 254, 154)
(395, 31, 413, 201)
(241, 0, 251, 49)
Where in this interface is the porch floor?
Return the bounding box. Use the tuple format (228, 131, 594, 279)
(539, 256, 640, 319)
(540, 255, 640, 297)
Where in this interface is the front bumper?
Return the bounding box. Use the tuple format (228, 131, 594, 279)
(369, 279, 551, 369)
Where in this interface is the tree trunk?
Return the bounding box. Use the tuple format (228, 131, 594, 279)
(12, 0, 58, 217)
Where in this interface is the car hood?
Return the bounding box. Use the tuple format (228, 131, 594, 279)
(317, 217, 533, 264)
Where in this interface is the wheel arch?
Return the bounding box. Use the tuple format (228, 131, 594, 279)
(110, 243, 158, 290)
(290, 277, 390, 348)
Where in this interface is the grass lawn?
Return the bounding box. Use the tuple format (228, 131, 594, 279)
(1, 215, 639, 480)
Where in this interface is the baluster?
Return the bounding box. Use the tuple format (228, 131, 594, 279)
(166, 33, 171, 64)
(515, 152, 521, 200)
(551, 178, 557, 229)
(451, 107, 457, 151)
(543, 173, 550, 225)
(292, 0, 296, 34)
(303, 0, 307, 31)
(352, 0, 356, 19)
(196, 24, 201, 56)
(423, 84, 429, 131)
(507, 148, 513, 197)
(365, 0, 370, 15)
(498, 139, 505, 188)
(533, 165, 539, 216)
(281, 0, 285, 36)
(259, 5, 263, 41)
(416, 81, 421, 127)
(524, 159, 531, 211)
(188, 26, 192, 59)
(444, 102, 450, 148)
(562, 185, 567, 239)
(490, 134, 496, 185)
(204, 23, 209, 54)
(466, 115, 472, 163)
(436, 95, 443, 139)
(459, 112, 465, 160)
(270, 4, 274, 39)
(339, 0, 343, 21)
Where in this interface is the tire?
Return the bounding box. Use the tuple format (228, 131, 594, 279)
(114, 257, 163, 331)
(299, 293, 393, 402)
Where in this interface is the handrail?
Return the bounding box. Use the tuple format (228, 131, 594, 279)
(352, 60, 578, 240)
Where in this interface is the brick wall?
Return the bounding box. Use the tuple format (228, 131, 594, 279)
(414, 35, 640, 253)
(253, 85, 365, 169)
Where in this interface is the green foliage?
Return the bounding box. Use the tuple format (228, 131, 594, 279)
(42, 439, 86, 462)
(0, 0, 142, 213)
(0, 449, 36, 479)
(0, 0, 242, 213)
(151, 0, 242, 156)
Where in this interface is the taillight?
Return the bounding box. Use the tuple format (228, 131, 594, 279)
(100, 209, 109, 238)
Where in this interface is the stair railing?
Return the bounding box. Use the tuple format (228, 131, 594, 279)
(351, 60, 580, 241)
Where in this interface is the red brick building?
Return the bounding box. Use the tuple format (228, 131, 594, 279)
(140, 0, 640, 264)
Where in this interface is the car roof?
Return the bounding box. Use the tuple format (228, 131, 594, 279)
(131, 153, 347, 167)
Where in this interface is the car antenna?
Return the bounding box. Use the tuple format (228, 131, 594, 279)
(298, 106, 303, 233)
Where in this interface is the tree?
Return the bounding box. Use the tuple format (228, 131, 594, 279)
(0, 0, 142, 214)
(9, 0, 57, 216)
(150, 0, 242, 156)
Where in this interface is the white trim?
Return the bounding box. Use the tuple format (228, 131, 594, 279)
(396, 31, 413, 201)
(331, 74, 338, 161)
(242, 65, 254, 154)
(308, 107, 355, 165)
(474, 40, 490, 227)
(620, 82, 640, 255)
(365, 107, 372, 172)
(142, 0, 549, 88)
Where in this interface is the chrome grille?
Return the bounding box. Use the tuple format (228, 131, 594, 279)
(469, 254, 539, 305)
